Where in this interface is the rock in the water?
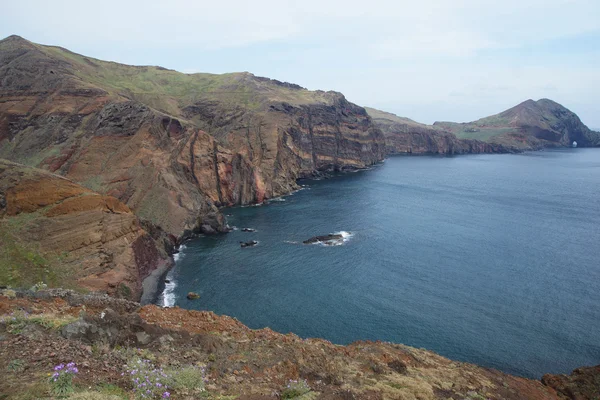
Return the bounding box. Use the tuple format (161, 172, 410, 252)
(303, 234, 344, 245)
(200, 224, 217, 235)
(241, 228, 256, 232)
(187, 292, 200, 300)
(240, 240, 258, 248)
(164, 279, 171, 283)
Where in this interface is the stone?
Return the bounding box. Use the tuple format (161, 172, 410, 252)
(135, 331, 152, 345)
(187, 292, 200, 300)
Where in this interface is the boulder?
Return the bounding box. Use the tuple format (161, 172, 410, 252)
(187, 292, 200, 300)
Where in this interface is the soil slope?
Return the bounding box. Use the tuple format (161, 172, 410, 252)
(0, 160, 170, 300)
(2, 290, 596, 400)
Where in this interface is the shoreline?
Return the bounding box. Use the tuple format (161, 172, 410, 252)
(146, 145, 598, 305)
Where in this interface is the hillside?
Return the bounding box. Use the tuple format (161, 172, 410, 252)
(365, 107, 509, 155)
(433, 99, 600, 149)
(0, 35, 385, 240)
(2, 289, 597, 400)
(0, 160, 170, 301)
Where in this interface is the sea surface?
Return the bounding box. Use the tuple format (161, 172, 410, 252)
(160, 149, 600, 378)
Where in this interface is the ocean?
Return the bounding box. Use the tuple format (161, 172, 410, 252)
(159, 149, 600, 378)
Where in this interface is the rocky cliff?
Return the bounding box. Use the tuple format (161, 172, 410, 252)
(367, 99, 600, 154)
(3, 289, 597, 400)
(0, 160, 170, 300)
(0, 35, 385, 240)
(434, 99, 600, 150)
(365, 107, 510, 155)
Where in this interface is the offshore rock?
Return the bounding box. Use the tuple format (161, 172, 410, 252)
(303, 234, 344, 245)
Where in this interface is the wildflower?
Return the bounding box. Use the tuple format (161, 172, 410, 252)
(162, 392, 170, 398)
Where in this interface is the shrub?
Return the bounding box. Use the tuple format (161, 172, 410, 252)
(50, 362, 78, 397)
(166, 365, 205, 394)
(281, 379, 311, 399)
(30, 281, 48, 292)
(7, 358, 25, 372)
(118, 283, 132, 299)
(124, 358, 171, 399)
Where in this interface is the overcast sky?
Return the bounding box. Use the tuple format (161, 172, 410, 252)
(2, 0, 599, 127)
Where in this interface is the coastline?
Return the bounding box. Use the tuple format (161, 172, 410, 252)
(147, 144, 594, 307)
(140, 258, 174, 305)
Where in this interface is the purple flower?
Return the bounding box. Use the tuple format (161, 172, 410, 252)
(162, 392, 171, 398)
(54, 364, 65, 371)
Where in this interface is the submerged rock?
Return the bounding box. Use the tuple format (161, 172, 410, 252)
(240, 240, 258, 248)
(303, 234, 344, 245)
(241, 228, 256, 232)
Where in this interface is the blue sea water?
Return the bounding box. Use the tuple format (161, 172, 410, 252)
(161, 149, 600, 378)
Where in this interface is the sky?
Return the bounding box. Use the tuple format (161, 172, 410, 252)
(2, 0, 599, 127)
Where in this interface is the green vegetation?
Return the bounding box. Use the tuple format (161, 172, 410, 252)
(49, 363, 79, 398)
(453, 127, 513, 141)
(2, 310, 78, 334)
(36, 43, 328, 119)
(0, 222, 73, 289)
(118, 283, 132, 299)
(165, 365, 206, 395)
(6, 359, 25, 373)
(281, 379, 312, 399)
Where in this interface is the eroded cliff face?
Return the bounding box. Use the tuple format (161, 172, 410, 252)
(0, 35, 386, 239)
(382, 123, 509, 155)
(0, 160, 170, 300)
(365, 107, 509, 155)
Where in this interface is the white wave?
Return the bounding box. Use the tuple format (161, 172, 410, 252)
(173, 244, 187, 262)
(284, 240, 299, 244)
(160, 270, 177, 308)
(269, 197, 286, 202)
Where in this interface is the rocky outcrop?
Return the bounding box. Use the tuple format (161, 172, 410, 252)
(0, 35, 385, 240)
(542, 365, 600, 400)
(365, 107, 511, 155)
(0, 160, 170, 300)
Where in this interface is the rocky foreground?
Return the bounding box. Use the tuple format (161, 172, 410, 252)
(0, 289, 598, 400)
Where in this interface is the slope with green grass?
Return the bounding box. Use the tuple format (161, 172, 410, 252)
(0, 35, 385, 239)
(434, 99, 600, 149)
(365, 107, 510, 154)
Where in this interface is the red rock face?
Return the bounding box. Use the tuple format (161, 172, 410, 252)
(0, 160, 170, 300)
(0, 36, 387, 239)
